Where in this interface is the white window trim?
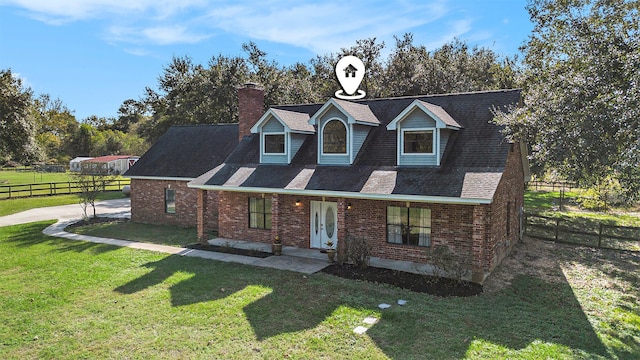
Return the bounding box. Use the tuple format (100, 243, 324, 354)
(319, 118, 349, 158)
(261, 132, 287, 162)
(400, 128, 436, 156)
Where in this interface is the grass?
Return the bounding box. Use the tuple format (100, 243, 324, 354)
(70, 221, 198, 247)
(0, 171, 73, 185)
(1, 221, 638, 359)
(525, 190, 640, 227)
(0, 192, 126, 217)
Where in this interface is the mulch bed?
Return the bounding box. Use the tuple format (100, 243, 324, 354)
(65, 217, 129, 228)
(321, 264, 483, 297)
(185, 243, 272, 258)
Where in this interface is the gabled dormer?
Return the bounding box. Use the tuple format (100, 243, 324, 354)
(251, 108, 314, 164)
(387, 100, 462, 166)
(309, 98, 379, 165)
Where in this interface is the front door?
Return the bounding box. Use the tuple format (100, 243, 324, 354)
(310, 201, 338, 249)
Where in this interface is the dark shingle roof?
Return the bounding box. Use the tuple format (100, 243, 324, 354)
(193, 89, 521, 200)
(125, 124, 238, 178)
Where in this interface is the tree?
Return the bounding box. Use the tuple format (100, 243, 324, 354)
(72, 170, 116, 219)
(383, 34, 519, 97)
(0, 69, 40, 163)
(32, 94, 78, 162)
(494, 0, 640, 201)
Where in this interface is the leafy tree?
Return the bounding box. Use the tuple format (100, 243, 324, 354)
(384, 34, 518, 97)
(69, 123, 96, 156)
(32, 94, 78, 162)
(72, 170, 116, 219)
(0, 69, 40, 163)
(494, 0, 640, 201)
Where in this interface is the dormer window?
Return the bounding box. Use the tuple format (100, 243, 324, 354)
(322, 120, 347, 154)
(402, 129, 435, 154)
(309, 98, 379, 165)
(387, 100, 462, 166)
(264, 133, 285, 154)
(251, 108, 314, 164)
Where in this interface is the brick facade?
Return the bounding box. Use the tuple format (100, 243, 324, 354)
(132, 143, 523, 283)
(130, 178, 218, 229)
(209, 143, 524, 283)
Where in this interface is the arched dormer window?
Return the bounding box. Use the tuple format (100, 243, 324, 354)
(322, 119, 347, 154)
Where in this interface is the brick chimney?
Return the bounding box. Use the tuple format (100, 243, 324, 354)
(238, 82, 265, 142)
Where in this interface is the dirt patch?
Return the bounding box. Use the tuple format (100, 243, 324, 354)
(186, 243, 272, 258)
(321, 264, 482, 297)
(65, 217, 129, 228)
(483, 236, 567, 293)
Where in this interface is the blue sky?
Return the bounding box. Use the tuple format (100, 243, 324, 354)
(0, 0, 533, 121)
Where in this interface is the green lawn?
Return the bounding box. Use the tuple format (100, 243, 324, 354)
(525, 190, 640, 227)
(1, 221, 638, 359)
(70, 221, 198, 247)
(0, 192, 126, 217)
(0, 171, 73, 185)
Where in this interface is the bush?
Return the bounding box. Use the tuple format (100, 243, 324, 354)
(346, 235, 371, 268)
(428, 245, 470, 284)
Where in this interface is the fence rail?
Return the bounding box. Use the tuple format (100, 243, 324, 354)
(527, 181, 579, 192)
(525, 213, 640, 251)
(0, 179, 130, 199)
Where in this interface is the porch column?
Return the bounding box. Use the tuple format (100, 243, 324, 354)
(336, 198, 347, 264)
(197, 189, 208, 244)
(471, 205, 486, 283)
(271, 193, 280, 242)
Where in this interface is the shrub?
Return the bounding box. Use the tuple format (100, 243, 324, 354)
(428, 245, 471, 285)
(346, 235, 371, 268)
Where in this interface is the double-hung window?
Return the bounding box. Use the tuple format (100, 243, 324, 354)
(165, 188, 176, 214)
(387, 206, 431, 246)
(249, 197, 272, 229)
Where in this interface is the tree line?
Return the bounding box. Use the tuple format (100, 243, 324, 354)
(1, 0, 638, 201)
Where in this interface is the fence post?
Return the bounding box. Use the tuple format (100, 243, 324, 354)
(8, 186, 11, 199)
(29, 184, 33, 197)
(598, 223, 603, 248)
(555, 218, 560, 242)
(68, 182, 71, 194)
(559, 190, 564, 211)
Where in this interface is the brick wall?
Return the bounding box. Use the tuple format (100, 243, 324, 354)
(216, 192, 478, 271)
(486, 142, 526, 273)
(131, 178, 218, 229)
(237, 83, 264, 142)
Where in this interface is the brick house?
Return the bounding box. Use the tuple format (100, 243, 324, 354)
(126, 84, 529, 283)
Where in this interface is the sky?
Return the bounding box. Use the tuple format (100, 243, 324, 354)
(0, 0, 533, 121)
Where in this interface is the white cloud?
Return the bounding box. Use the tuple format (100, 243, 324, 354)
(201, 1, 451, 54)
(0, 0, 207, 22)
(2, 0, 483, 52)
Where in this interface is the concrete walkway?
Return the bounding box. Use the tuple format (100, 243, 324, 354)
(3, 198, 436, 276)
(0, 198, 131, 226)
(43, 220, 330, 274)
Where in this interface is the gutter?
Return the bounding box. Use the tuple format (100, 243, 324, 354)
(187, 183, 492, 205)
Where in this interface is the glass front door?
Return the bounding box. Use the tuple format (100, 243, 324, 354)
(310, 201, 338, 248)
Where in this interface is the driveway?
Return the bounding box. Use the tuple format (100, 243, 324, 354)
(0, 198, 131, 227)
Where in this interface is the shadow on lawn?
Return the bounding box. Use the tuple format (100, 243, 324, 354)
(4, 222, 616, 358)
(114, 256, 340, 339)
(113, 251, 613, 358)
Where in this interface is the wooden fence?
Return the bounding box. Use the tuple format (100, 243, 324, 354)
(0, 179, 130, 199)
(525, 213, 640, 251)
(527, 181, 579, 192)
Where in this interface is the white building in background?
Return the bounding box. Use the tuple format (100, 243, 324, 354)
(69, 157, 94, 172)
